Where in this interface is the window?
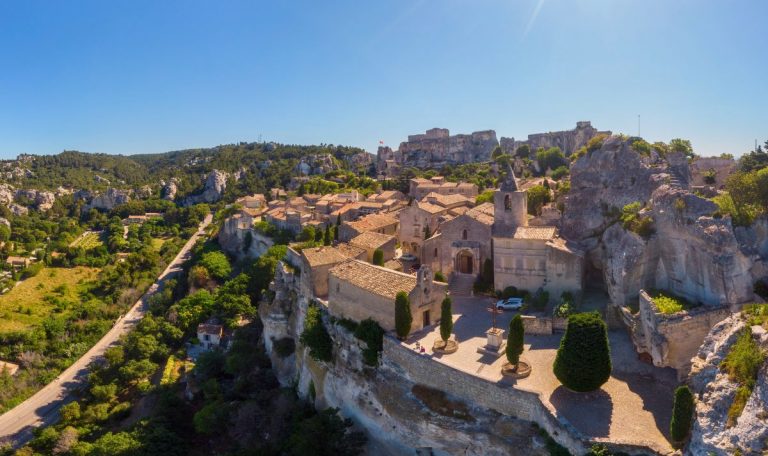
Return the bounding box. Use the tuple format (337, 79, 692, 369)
(462, 229, 468, 240)
(336, 283, 340, 293)
(434, 248, 438, 258)
(504, 194, 512, 211)
(538, 259, 546, 271)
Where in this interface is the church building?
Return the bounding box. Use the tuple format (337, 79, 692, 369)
(491, 166, 584, 300)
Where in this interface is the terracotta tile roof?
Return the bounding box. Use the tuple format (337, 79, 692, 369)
(330, 260, 416, 300)
(302, 246, 352, 267)
(346, 213, 398, 232)
(448, 206, 470, 217)
(423, 192, 473, 207)
(336, 243, 366, 259)
(464, 202, 495, 225)
(512, 226, 557, 240)
(417, 202, 447, 214)
(383, 259, 403, 271)
(349, 231, 395, 250)
(197, 323, 223, 336)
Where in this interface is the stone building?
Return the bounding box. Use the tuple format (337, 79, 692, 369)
(299, 246, 365, 298)
(349, 231, 397, 264)
(409, 176, 478, 200)
(338, 212, 398, 242)
(328, 260, 447, 332)
(377, 128, 499, 172)
(492, 166, 583, 300)
(422, 202, 494, 276)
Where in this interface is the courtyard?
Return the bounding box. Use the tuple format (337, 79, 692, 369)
(403, 296, 677, 453)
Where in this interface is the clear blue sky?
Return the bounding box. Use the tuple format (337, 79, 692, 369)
(1, 0, 766, 158)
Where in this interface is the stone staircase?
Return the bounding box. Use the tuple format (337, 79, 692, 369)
(449, 274, 475, 296)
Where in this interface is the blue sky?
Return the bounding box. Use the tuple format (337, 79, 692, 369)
(0, 0, 766, 158)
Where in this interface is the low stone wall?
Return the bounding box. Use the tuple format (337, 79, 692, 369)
(382, 336, 588, 454)
(521, 315, 553, 335)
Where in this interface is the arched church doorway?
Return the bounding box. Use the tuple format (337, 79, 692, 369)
(456, 250, 474, 274)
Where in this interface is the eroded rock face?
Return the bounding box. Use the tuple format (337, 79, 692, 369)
(0, 185, 15, 206)
(86, 188, 131, 211)
(563, 137, 756, 309)
(687, 315, 768, 455)
(15, 189, 56, 211)
(260, 263, 549, 456)
(183, 170, 227, 206)
(161, 179, 178, 201)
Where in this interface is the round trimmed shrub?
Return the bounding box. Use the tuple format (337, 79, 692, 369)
(553, 312, 611, 392)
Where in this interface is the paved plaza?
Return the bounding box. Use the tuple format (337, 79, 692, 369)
(403, 296, 677, 453)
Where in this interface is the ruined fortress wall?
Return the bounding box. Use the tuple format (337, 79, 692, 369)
(381, 337, 588, 455)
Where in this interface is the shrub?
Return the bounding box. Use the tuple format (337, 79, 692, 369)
(372, 249, 384, 266)
(273, 337, 296, 358)
(335, 317, 359, 333)
(586, 134, 609, 153)
(300, 305, 333, 362)
(199, 251, 232, 281)
(650, 290, 694, 314)
(439, 296, 453, 344)
(550, 166, 569, 180)
(631, 139, 652, 156)
(394, 291, 412, 340)
(354, 318, 385, 366)
(670, 385, 694, 444)
(506, 315, 524, 366)
(720, 329, 766, 426)
(553, 312, 612, 392)
(554, 291, 575, 318)
(434, 271, 446, 282)
(527, 184, 552, 216)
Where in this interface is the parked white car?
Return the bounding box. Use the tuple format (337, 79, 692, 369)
(496, 297, 523, 311)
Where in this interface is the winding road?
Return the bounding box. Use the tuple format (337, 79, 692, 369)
(0, 213, 212, 448)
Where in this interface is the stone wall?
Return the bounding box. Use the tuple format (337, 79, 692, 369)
(500, 121, 611, 156)
(521, 315, 553, 335)
(630, 289, 731, 377)
(382, 337, 588, 455)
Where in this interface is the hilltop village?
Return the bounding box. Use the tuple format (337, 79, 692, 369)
(213, 123, 768, 456)
(0, 124, 766, 456)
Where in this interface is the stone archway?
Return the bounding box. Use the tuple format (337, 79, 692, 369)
(456, 250, 474, 275)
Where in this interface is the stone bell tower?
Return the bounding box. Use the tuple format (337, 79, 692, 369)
(492, 164, 527, 236)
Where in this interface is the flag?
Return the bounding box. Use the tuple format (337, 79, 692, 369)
(379, 140, 384, 145)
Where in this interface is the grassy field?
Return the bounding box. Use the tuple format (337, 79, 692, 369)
(69, 231, 105, 250)
(0, 267, 100, 332)
(151, 237, 169, 252)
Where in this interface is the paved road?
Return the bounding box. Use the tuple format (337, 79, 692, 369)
(0, 214, 212, 448)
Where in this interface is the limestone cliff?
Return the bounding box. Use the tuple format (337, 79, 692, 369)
(687, 314, 768, 455)
(562, 137, 758, 309)
(259, 263, 553, 456)
(85, 188, 131, 211)
(182, 170, 228, 206)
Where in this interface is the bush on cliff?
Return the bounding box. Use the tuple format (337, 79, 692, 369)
(553, 312, 611, 392)
(300, 305, 333, 362)
(354, 318, 384, 367)
(394, 291, 412, 340)
(670, 385, 694, 444)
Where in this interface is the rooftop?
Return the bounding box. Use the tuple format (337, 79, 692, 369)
(345, 212, 398, 232)
(197, 323, 223, 336)
(329, 259, 416, 300)
(512, 226, 557, 240)
(464, 202, 495, 225)
(349, 231, 395, 250)
(301, 246, 353, 267)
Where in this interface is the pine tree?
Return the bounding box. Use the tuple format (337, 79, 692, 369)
(394, 291, 412, 340)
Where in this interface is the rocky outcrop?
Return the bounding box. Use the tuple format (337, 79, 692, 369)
(0, 185, 15, 206)
(501, 121, 611, 156)
(562, 137, 756, 309)
(136, 185, 153, 199)
(294, 154, 340, 176)
(182, 170, 227, 206)
(15, 189, 55, 211)
(85, 188, 131, 211)
(687, 314, 768, 455)
(260, 263, 554, 456)
(160, 179, 178, 201)
(378, 128, 499, 170)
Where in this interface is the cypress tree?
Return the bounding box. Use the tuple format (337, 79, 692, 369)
(394, 291, 412, 340)
(323, 226, 332, 246)
(439, 296, 453, 344)
(506, 314, 524, 367)
(670, 385, 694, 444)
(372, 249, 384, 266)
(553, 312, 612, 392)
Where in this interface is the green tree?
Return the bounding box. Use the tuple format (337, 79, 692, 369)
(553, 312, 612, 392)
(535, 147, 567, 172)
(527, 184, 552, 216)
(491, 145, 503, 159)
(670, 138, 694, 158)
(199, 251, 231, 281)
(300, 304, 333, 362)
(299, 225, 316, 242)
(193, 401, 229, 435)
(439, 296, 453, 345)
(476, 190, 494, 204)
(670, 385, 694, 444)
(314, 227, 324, 242)
(394, 291, 412, 340)
(285, 408, 367, 456)
(515, 144, 530, 158)
(506, 314, 524, 367)
(372, 249, 384, 266)
(323, 226, 332, 245)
